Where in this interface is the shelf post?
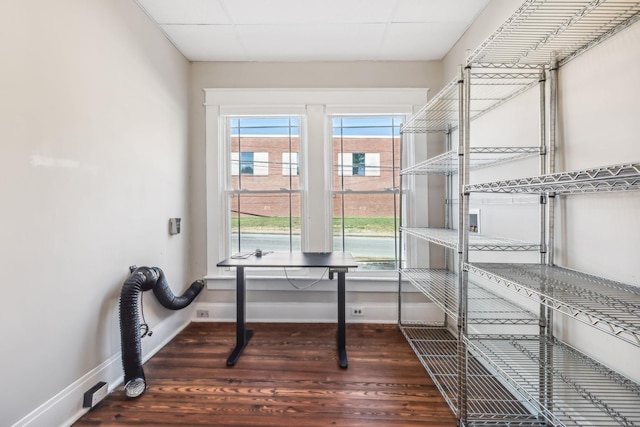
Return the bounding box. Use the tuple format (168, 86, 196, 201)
(456, 64, 471, 425)
(544, 58, 560, 421)
(548, 58, 558, 268)
(444, 127, 452, 329)
(397, 131, 405, 328)
(539, 67, 547, 266)
(537, 65, 552, 423)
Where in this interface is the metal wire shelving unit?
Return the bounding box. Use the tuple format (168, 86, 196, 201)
(465, 263, 640, 347)
(466, 0, 640, 67)
(401, 268, 538, 326)
(398, 0, 640, 425)
(402, 68, 543, 134)
(398, 53, 547, 427)
(465, 162, 640, 194)
(400, 227, 540, 252)
(466, 335, 640, 426)
(401, 147, 540, 175)
(401, 326, 546, 426)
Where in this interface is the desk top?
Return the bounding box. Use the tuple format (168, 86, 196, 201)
(217, 251, 358, 269)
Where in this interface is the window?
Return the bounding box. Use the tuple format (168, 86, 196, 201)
(231, 152, 269, 175)
(338, 153, 381, 176)
(332, 116, 402, 270)
(205, 88, 426, 277)
(282, 153, 299, 176)
(225, 115, 402, 270)
(227, 117, 301, 254)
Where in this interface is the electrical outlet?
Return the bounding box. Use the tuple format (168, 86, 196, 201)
(83, 381, 108, 408)
(196, 309, 210, 318)
(351, 306, 365, 317)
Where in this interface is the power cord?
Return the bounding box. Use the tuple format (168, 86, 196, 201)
(139, 292, 152, 338)
(230, 249, 272, 259)
(283, 267, 329, 290)
(230, 251, 255, 259)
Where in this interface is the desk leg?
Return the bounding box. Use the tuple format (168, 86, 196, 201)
(337, 271, 348, 369)
(227, 266, 253, 366)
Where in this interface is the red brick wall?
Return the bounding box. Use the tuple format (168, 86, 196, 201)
(230, 136, 400, 218)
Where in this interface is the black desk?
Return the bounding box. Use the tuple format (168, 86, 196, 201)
(217, 252, 357, 368)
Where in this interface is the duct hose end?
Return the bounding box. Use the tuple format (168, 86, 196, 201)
(124, 378, 146, 398)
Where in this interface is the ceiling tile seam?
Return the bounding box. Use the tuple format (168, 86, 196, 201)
(219, 0, 250, 61)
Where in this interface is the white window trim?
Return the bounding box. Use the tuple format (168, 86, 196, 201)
(282, 152, 299, 176)
(204, 88, 428, 281)
(337, 153, 353, 176)
(365, 153, 380, 177)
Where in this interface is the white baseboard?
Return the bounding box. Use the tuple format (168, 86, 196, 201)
(193, 301, 443, 324)
(13, 311, 192, 427)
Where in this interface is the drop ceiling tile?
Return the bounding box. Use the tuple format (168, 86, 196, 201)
(393, 0, 491, 23)
(137, 0, 231, 25)
(379, 22, 465, 60)
(221, 0, 397, 25)
(161, 25, 247, 61)
(237, 23, 387, 61)
(134, 0, 493, 62)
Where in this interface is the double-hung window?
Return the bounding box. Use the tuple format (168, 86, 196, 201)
(205, 89, 426, 277)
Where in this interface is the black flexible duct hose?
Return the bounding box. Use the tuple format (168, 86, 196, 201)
(153, 268, 204, 310)
(119, 266, 204, 398)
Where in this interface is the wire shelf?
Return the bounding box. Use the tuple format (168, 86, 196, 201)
(465, 263, 640, 347)
(401, 227, 540, 251)
(401, 77, 460, 134)
(465, 162, 640, 194)
(401, 147, 540, 175)
(400, 325, 544, 425)
(467, 68, 543, 123)
(401, 268, 538, 325)
(401, 68, 542, 134)
(466, 0, 640, 66)
(466, 335, 640, 426)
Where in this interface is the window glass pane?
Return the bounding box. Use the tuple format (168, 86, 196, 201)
(332, 115, 403, 270)
(332, 116, 399, 137)
(332, 117, 401, 192)
(231, 117, 299, 136)
(240, 152, 254, 174)
(230, 193, 301, 253)
(332, 193, 399, 270)
(228, 116, 301, 255)
(230, 117, 300, 191)
(352, 153, 366, 176)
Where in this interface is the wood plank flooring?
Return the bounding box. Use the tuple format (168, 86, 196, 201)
(74, 322, 456, 426)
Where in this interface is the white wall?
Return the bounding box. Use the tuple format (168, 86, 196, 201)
(552, 20, 640, 381)
(0, 1, 191, 425)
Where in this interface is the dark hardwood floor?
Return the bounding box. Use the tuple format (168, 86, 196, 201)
(74, 322, 456, 426)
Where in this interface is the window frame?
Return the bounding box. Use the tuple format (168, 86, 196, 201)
(204, 89, 428, 281)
